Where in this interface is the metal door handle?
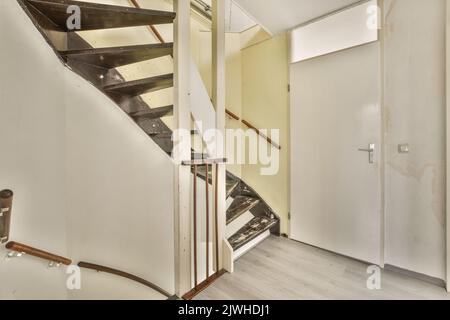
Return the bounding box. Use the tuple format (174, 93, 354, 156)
(358, 144, 375, 164)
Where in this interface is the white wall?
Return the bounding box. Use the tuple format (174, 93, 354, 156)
(0, 1, 69, 300)
(235, 0, 360, 35)
(65, 64, 175, 299)
(384, 0, 446, 280)
(0, 1, 175, 299)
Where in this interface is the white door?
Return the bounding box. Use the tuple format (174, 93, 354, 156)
(290, 42, 382, 265)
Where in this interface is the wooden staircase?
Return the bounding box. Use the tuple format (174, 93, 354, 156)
(19, 0, 279, 266)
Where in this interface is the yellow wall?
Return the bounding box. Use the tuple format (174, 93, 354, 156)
(240, 25, 271, 50)
(241, 34, 290, 234)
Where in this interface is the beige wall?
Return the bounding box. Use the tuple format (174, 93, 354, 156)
(447, 0, 450, 291)
(241, 34, 290, 234)
(384, 0, 446, 280)
(240, 25, 271, 50)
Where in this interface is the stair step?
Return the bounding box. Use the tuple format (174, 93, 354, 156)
(149, 132, 172, 138)
(228, 216, 278, 251)
(226, 196, 260, 225)
(24, 0, 176, 31)
(195, 165, 211, 179)
(60, 43, 173, 69)
(130, 105, 173, 120)
(226, 179, 239, 199)
(103, 74, 173, 97)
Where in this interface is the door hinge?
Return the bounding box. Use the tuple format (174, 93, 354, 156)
(288, 84, 290, 92)
(288, 212, 291, 220)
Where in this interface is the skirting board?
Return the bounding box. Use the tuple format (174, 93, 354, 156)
(384, 264, 446, 288)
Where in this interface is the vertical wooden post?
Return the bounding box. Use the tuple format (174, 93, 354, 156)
(446, 0, 450, 293)
(173, 0, 192, 297)
(205, 164, 210, 279)
(193, 165, 198, 288)
(212, 0, 229, 272)
(214, 164, 220, 272)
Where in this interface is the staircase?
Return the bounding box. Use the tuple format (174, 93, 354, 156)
(18, 0, 279, 265)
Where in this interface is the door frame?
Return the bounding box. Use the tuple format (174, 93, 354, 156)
(288, 0, 385, 266)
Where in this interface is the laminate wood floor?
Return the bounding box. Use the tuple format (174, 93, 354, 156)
(195, 236, 450, 300)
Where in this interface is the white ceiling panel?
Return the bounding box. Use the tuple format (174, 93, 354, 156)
(234, 0, 363, 34)
(199, 0, 257, 32)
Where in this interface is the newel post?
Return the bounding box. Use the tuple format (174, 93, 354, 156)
(173, 0, 192, 297)
(212, 0, 232, 272)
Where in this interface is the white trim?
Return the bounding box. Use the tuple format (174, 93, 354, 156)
(212, 0, 229, 273)
(173, 0, 192, 297)
(379, 0, 386, 269)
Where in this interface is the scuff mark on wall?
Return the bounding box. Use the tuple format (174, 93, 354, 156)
(387, 161, 445, 227)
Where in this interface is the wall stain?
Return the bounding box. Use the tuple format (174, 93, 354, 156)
(387, 160, 445, 227)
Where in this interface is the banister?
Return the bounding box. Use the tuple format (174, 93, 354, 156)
(182, 162, 226, 299)
(182, 158, 227, 166)
(0, 189, 13, 244)
(241, 119, 282, 150)
(5, 241, 72, 265)
(78, 262, 173, 299)
(128, 0, 166, 44)
(225, 109, 240, 121)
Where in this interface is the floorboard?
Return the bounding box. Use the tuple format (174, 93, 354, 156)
(195, 236, 450, 300)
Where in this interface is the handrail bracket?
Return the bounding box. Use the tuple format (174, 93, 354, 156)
(0, 207, 10, 217)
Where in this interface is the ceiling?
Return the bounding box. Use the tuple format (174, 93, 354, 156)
(199, 0, 257, 33)
(234, 0, 362, 34)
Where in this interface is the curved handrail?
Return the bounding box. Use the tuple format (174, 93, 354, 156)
(5, 241, 72, 265)
(78, 261, 173, 299)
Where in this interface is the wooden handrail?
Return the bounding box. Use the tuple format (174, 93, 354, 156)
(183, 269, 226, 300)
(183, 162, 225, 299)
(0, 189, 13, 244)
(241, 119, 282, 150)
(128, 0, 166, 44)
(78, 262, 173, 299)
(225, 109, 240, 121)
(6, 241, 72, 265)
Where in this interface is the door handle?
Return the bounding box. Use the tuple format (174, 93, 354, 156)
(358, 144, 375, 164)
